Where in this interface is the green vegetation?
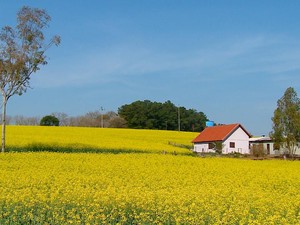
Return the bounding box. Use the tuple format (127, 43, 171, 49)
(40, 115, 60, 126)
(118, 100, 208, 132)
(271, 87, 300, 158)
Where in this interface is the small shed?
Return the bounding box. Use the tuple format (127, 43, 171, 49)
(250, 136, 300, 155)
(249, 136, 275, 155)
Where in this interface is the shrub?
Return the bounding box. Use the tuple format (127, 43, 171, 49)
(40, 115, 59, 126)
(251, 143, 266, 158)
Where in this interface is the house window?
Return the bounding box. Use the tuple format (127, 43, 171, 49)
(208, 143, 214, 149)
(230, 142, 235, 148)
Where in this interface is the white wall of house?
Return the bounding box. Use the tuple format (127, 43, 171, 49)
(277, 144, 300, 155)
(193, 143, 214, 153)
(222, 127, 250, 154)
(265, 142, 276, 154)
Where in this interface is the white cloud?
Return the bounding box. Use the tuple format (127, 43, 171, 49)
(31, 34, 300, 88)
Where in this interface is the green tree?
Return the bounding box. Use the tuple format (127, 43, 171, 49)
(270, 87, 300, 158)
(214, 141, 224, 154)
(118, 100, 208, 131)
(40, 115, 59, 126)
(0, 6, 60, 152)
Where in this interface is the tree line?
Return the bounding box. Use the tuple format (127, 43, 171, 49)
(5, 100, 208, 132)
(5, 111, 127, 128)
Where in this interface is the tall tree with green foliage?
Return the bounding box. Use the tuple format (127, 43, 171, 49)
(118, 100, 208, 132)
(270, 87, 300, 158)
(0, 6, 60, 152)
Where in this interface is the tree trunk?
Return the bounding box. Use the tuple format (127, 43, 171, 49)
(1, 96, 7, 153)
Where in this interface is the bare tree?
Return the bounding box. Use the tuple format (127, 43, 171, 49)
(51, 112, 69, 126)
(106, 111, 127, 128)
(67, 111, 126, 128)
(0, 6, 60, 152)
(108, 116, 127, 128)
(0, 114, 12, 125)
(13, 115, 40, 125)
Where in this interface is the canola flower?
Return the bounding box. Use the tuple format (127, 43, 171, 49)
(5, 125, 196, 154)
(1, 126, 300, 224)
(0, 153, 300, 224)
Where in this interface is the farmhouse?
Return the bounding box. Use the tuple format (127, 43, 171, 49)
(192, 123, 251, 154)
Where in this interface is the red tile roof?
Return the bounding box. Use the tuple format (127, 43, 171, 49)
(192, 123, 251, 143)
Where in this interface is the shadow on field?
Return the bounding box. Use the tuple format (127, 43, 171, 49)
(6, 143, 194, 156)
(7, 143, 148, 154)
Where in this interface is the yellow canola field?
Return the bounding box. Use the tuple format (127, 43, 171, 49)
(6, 125, 196, 154)
(0, 153, 300, 224)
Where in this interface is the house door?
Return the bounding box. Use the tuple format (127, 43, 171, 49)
(267, 144, 270, 155)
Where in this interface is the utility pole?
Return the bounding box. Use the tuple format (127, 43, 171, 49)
(178, 106, 180, 132)
(100, 107, 104, 128)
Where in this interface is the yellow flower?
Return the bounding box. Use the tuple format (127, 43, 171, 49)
(0, 126, 299, 224)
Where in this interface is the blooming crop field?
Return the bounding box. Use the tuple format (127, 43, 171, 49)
(0, 126, 300, 224)
(5, 125, 195, 154)
(0, 153, 300, 224)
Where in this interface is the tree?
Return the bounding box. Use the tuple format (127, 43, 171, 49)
(70, 111, 102, 127)
(51, 112, 69, 126)
(66, 111, 125, 128)
(0, 114, 12, 125)
(118, 100, 208, 131)
(108, 116, 127, 128)
(270, 87, 300, 158)
(0, 6, 60, 152)
(214, 141, 224, 154)
(40, 115, 59, 126)
(13, 115, 40, 125)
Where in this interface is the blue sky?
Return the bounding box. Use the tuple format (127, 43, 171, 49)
(1, 1, 300, 135)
